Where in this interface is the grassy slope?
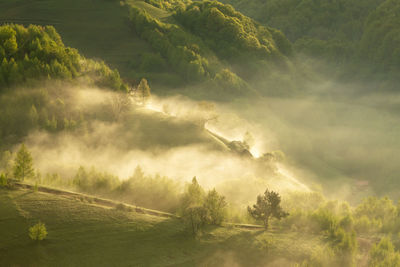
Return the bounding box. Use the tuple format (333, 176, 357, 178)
(0, 188, 323, 266)
(0, 0, 162, 80)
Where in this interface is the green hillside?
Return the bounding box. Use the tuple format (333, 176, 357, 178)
(0, 0, 182, 89)
(220, 0, 400, 80)
(0, 187, 324, 266)
(0, 0, 299, 97)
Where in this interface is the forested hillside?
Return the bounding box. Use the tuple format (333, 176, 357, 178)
(128, 0, 296, 97)
(0, 24, 129, 146)
(221, 0, 400, 78)
(0, 24, 126, 91)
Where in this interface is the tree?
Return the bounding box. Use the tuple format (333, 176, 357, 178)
(181, 177, 205, 210)
(137, 78, 151, 104)
(0, 173, 7, 187)
(248, 189, 288, 229)
(109, 92, 131, 121)
(13, 144, 35, 181)
(184, 205, 208, 237)
(0, 150, 13, 178)
(369, 237, 400, 267)
(180, 177, 206, 236)
(203, 188, 227, 225)
(29, 222, 47, 241)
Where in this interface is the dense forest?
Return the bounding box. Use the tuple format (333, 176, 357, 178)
(128, 0, 296, 97)
(220, 0, 400, 79)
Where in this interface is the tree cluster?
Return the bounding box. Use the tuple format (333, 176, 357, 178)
(174, 1, 292, 60)
(221, 0, 400, 75)
(0, 24, 127, 91)
(180, 177, 227, 236)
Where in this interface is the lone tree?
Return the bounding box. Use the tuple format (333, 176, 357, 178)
(13, 144, 35, 181)
(137, 78, 151, 103)
(248, 189, 288, 229)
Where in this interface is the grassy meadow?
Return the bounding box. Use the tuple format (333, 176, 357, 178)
(0, 188, 324, 266)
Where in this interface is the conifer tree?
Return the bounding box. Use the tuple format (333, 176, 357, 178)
(137, 78, 151, 103)
(248, 189, 288, 229)
(13, 144, 34, 181)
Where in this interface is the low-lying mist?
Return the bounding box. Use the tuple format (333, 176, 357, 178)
(224, 81, 400, 202)
(10, 85, 309, 210)
(9, 75, 400, 207)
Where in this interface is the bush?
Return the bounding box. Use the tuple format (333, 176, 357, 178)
(29, 222, 47, 241)
(0, 173, 7, 188)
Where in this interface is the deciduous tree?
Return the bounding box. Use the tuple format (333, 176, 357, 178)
(13, 144, 35, 181)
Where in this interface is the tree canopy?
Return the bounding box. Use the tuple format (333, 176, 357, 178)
(248, 189, 288, 229)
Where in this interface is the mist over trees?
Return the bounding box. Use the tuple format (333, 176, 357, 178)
(1, 0, 400, 265)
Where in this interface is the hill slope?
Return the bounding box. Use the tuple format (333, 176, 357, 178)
(220, 0, 400, 80)
(0, 188, 324, 266)
(0, 0, 298, 97)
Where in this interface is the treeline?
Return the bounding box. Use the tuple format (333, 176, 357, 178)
(0, 24, 127, 91)
(221, 0, 400, 76)
(174, 1, 292, 60)
(0, 85, 87, 146)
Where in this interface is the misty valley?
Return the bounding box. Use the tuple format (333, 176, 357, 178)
(1, 0, 400, 266)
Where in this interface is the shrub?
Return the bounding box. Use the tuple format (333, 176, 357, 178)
(29, 222, 47, 241)
(0, 173, 7, 187)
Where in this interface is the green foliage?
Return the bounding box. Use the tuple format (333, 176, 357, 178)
(327, 220, 357, 266)
(354, 196, 398, 233)
(13, 144, 34, 181)
(115, 166, 181, 212)
(129, 6, 210, 82)
(221, 0, 400, 76)
(71, 165, 181, 212)
(247, 189, 288, 229)
(29, 222, 47, 241)
(180, 177, 205, 210)
(0, 173, 7, 187)
(136, 78, 151, 103)
(144, 0, 188, 11)
(360, 0, 400, 73)
(73, 166, 119, 194)
(203, 188, 227, 225)
(0, 24, 80, 88)
(174, 1, 292, 59)
(180, 177, 227, 235)
(0, 24, 127, 90)
(0, 150, 13, 178)
(369, 237, 400, 267)
(128, 2, 293, 97)
(213, 68, 250, 95)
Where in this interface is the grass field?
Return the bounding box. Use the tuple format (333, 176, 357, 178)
(0, 188, 323, 266)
